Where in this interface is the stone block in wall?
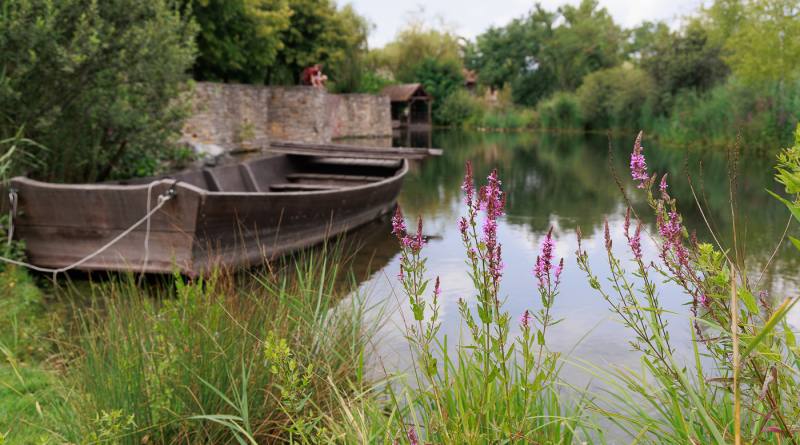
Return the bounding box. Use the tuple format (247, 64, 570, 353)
(330, 94, 392, 139)
(181, 82, 270, 152)
(267, 86, 331, 144)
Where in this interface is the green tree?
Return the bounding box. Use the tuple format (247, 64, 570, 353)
(639, 21, 729, 113)
(371, 19, 463, 84)
(547, 0, 624, 91)
(468, 0, 622, 106)
(724, 0, 800, 85)
(413, 58, 465, 125)
(576, 65, 655, 129)
(0, 0, 197, 182)
(321, 5, 372, 93)
(466, 6, 557, 106)
(268, 0, 370, 85)
(189, 0, 292, 83)
(625, 21, 671, 61)
(702, 0, 746, 46)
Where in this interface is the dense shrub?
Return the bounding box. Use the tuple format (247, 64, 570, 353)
(478, 107, 537, 130)
(0, 0, 197, 182)
(646, 78, 800, 150)
(639, 22, 729, 113)
(414, 58, 465, 125)
(536, 91, 583, 130)
(437, 90, 484, 127)
(576, 65, 655, 130)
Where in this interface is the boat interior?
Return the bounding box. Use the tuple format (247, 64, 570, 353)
(119, 153, 403, 193)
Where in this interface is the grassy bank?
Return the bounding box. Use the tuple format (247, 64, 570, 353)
(0, 249, 379, 444)
(3, 130, 800, 443)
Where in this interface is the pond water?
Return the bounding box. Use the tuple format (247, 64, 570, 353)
(347, 130, 800, 385)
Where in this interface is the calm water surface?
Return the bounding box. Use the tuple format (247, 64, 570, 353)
(348, 130, 800, 385)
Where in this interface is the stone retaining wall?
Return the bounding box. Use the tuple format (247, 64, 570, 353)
(181, 82, 270, 151)
(181, 82, 391, 151)
(328, 93, 392, 140)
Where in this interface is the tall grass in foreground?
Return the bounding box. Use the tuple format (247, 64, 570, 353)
(328, 164, 599, 444)
(574, 131, 800, 443)
(44, 249, 378, 444)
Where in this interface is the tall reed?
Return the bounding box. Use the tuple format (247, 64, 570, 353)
(46, 248, 377, 444)
(575, 131, 800, 443)
(329, 163, 598, 444)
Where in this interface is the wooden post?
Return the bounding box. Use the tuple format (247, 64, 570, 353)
(427, 99, 432, 127)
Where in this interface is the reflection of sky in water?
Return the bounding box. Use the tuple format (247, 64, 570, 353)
(348, 130, 800, 395)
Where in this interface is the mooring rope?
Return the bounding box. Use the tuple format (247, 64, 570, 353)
(0, 180, 177, 282)
(6, 187, 16, 246)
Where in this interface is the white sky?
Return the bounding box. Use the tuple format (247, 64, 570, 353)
(347, 0, 707, 48)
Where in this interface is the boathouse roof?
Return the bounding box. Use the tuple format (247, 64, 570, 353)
(381, 83, 431, 103)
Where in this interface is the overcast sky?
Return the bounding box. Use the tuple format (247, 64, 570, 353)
(348, 0, 707, 48)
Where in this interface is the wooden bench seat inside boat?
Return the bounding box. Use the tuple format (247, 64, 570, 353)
(118, 153, 397, 193)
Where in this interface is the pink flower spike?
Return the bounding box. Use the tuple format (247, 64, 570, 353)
(629, 222, 643, 261)
(604, 219, 612, 251)
(533, 228, 555, 287)
(630, 131, 648, 188)
(407, 426, 419, 445)
(554, 258, 564, 283)
(520, 309, 531, 329)
(391, 206, 406, 238)
(458, 217, 468, 235)
(416, 216, 423, 242)
(462, 161, 475, 207)
(624, 207, 631, 237)
(433, 276, 441, 301)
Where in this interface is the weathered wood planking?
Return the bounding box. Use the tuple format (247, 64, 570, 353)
(269, 140, 442, 159)
(9, 153, 407, 275)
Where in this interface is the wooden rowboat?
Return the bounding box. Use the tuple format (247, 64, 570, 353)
(8, 146, 419, 275)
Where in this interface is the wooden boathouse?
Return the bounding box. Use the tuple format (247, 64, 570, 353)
(382, 83, 432, 130)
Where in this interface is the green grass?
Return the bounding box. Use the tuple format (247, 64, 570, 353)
(38, 248, 379, 444)
(0, 266, 64, 444)
(0, 365, 60, 444)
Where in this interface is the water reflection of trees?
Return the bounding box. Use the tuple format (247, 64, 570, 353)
(398, 130, 798, 286)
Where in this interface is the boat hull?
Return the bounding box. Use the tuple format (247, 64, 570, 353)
(9, 154, 407, 275)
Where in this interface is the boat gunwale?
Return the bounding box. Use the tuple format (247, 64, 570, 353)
(9, 159, 409, 197)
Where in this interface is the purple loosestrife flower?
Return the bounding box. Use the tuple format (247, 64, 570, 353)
(554, 257, 564, 284)
(658, 211, 681, 247)
(392, 206, 406, 237)
(394, 210, 425, 253)
(479, 169, 505, 220)
(406, 426, 419, 445)
(534, 228, 555, 287)
(520, 309, 531, 329)
(478, 169, 505, 285)
(433, 276, 441, 301)
(624, 209, 643, 261)
(405, 216, 425, 253)
(699, 293, 710, 308)
(657, 209, 690, 270)
(629, 222, 643, 261)
(462, 160, 475, 207)
(458, 216, 468, 236)
(630, 131, 649, 189)
(659, 173, 669, 198)
(604, 219, 612, 251)
(624, 207, 631, 236)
